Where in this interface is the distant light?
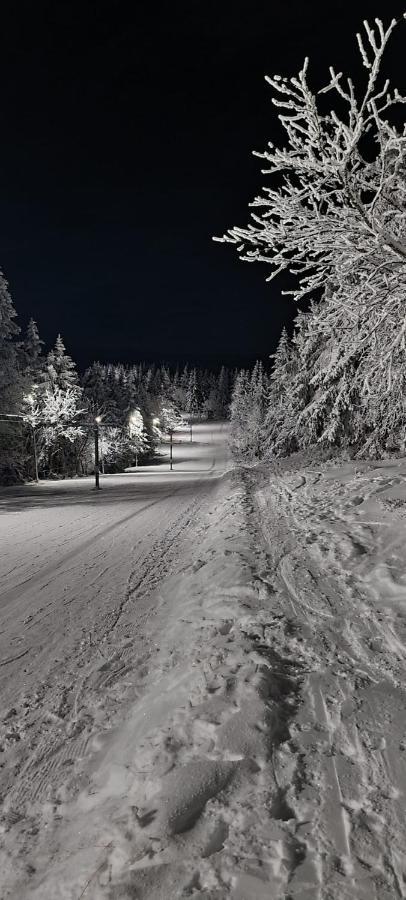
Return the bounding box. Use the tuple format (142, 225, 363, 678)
(95, 415, 102, 424)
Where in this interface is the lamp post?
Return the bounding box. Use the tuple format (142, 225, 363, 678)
(31, 425, 39, 483)
(168, 428, 174, 471)
(94, 415, 102, 490)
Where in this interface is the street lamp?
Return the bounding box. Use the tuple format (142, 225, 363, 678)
(94, 415, 102, 490)
(168, 427, 174, 471)
(31, 423, 39, 483)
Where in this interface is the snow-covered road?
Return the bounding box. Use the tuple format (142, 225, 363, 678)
(0, 423, 227, 707)
(0, 423, 231, 896)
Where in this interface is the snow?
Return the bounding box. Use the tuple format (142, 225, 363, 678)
(1, 430, 406, 897)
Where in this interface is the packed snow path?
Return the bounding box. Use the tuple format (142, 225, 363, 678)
(0, 422, 227, 714)
(0, 424, 230, 892)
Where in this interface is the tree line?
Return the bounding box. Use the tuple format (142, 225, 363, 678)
(0, 276, 233, 484)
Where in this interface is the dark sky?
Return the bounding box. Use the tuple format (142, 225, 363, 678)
(0, 1, 405, 371)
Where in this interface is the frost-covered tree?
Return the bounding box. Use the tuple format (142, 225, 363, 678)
(246, 361, 268, 458)
(23, 319, 44, 376)
(20, 385, 85, 477)
(0, 272, 21, 412)
(0, 273, 27, 483)
(217, 366, 231, 417)
(263, 329, 299, 455)
(21, 390, 43, 431)
(229, 363, 269, 461)
(158, 404, 183, 433)
(128, 407, 148, 454)
(185, 369, 200, 417)
(207, 366, 231, 419)
(82, 361, 107, 416)
(35, 335, 84, 474)
(217, 14, 406, 457)
(96, 409, 148, 473)
(229, 370, 250, 458)
(46, 334, 78, 392)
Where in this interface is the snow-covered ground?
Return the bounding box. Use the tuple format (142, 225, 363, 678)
(248, 453, 406, 899)
(1, 434, 406, 898)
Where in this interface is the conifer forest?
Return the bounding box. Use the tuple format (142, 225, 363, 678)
(0, 273, 233, 484)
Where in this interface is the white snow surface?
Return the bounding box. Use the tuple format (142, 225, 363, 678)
(1, 429, 406, 898)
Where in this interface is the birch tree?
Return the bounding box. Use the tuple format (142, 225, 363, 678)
(217, 14, 406, 456)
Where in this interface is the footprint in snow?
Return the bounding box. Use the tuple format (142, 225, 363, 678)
(136, 758, 236, 837)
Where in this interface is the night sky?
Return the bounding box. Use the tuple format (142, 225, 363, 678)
(1, 0, 405, 371)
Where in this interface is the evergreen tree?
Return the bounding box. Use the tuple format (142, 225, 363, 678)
(247, 361, 268, 458)
(216, 366, 230, 418)
(47, 334, 78, 392)
(24, 318, 44, 374)
(185, 369, 199, 417)
(0, 271, 21, 412)
(263, 329, 299, 456)
(229, 370, 250, 458)
(82, 362, 106, 416)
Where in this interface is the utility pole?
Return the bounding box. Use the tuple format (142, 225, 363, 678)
(190, 419, 193, 443)
(94, 416, 101, 489)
